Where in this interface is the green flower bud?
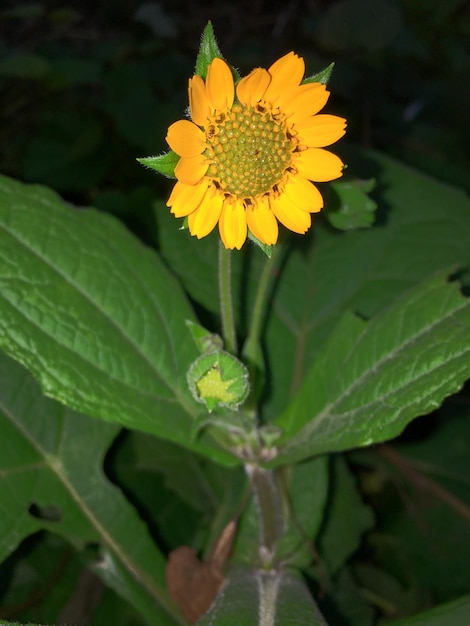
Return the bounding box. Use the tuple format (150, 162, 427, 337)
(187, 350, 249, 412)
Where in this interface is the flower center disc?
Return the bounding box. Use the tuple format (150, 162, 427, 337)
(205, 104, 293, 199)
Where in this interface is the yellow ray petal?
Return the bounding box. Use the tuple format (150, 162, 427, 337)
(174, 154, 209, 185)
(246, 196, 278, 245)
(219, 199, 247, 250)
(236, 68, 271, 106)
(206, 58, 234, 112)
(298, 114, 347, 148)
(283, 84, 330, 126)
(295, 148, 344, 182)
(264, 52, 305, 103)
(283, 176, 324, 213)
(189, 75, 211, 126)
(166, 120, 206, 157)
(167, 178, 210, 217)
(270, 193, 311, 234)
(188, 189, 224, 238)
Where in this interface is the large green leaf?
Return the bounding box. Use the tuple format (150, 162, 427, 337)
(0, 350, 183, 626)
(0, 174, 234, 464)
(387, 595, 470, 626)
(196, 568, 329, 625)
(263, 149, 470, 421)
(271, 273, 470, 465)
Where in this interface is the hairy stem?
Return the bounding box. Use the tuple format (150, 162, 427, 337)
(247, 465, 285, 565)
(218, 241, 237, 354)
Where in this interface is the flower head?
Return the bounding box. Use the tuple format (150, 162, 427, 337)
(166, 53, 346, 249)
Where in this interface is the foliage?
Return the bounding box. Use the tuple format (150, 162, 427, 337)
(1, 4, 469, 626)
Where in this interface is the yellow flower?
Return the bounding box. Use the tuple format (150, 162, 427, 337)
(166, 53, 346, 249)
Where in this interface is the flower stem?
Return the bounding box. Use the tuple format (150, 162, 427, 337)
(242, 245, 281, 407)
(218, 241, 237, 355)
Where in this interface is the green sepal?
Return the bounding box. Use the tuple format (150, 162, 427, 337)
(137, 151, 179, 178)
(326, 178, 377, 230)
(302, 62, 335, 85)
(187, 350, 250, 412)
(195, 21, 224, 79)
(195, 22, 240, 82)
(247, 229, 274, 258)
(186, 319, 223, 354)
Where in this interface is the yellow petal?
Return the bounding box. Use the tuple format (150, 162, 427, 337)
(270, 193, 311, 234)
(283, 83, 330, 125)
(283, 176, 324, 213)
(166, 120, 206, 157)
(189, 75, 211, 126)
(236, 68, 271, 106)
(206, 58, 234, 112)
(174, 154, 209, 185)
(246, 196, 278, 245)
(295, 148, 344, 182)
(188, 188, 224, 238)
(298, 114, 347, 148)
(167, 178, 210, 217)
(219, 199, 247, 250)
(264, 52, 305, 103)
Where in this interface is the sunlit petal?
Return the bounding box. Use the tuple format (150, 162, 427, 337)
(174, 154, 209, 185)
(188, 188, 224, 238)
(264, 52, 305, 103)
(246, 196, 278, 245)
(189, 75, 211, 126)
(270, 194, 311, 234)
(295, 148, 344, 182)
(219, 199, 247, 250)
(283, 176, 324, 213)
(206, 58, 234, 112)
(236, 68, 271, 106)
(298, 114, 347, 148)
(166, 120, 206, 157)
(283, 84, 330, 125)
(167, 179, 210, 217)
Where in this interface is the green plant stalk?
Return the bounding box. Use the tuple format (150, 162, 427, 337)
(243, 246, 280, 373)
(218, 241, 237, 354)
(247, 465, 284, 566)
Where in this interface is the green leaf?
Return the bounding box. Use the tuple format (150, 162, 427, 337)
(262, 148, 470, 425)
(353, 407, 470, 605)
(326, 178, 377, 230)
(272, 273, 470, 465)
(195, 21, 224, 79)
(387, 595, 470, 626)
(276, 456, 329, 568)
(196, 568, 329, 625)
(0, 351, 183, 626)
(317, 456, 374, 575)
(137, 151, 179, 178)
(0, 174, 235, 465)
(302, 62, 335, 85)
(0, 52, 49, 79)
